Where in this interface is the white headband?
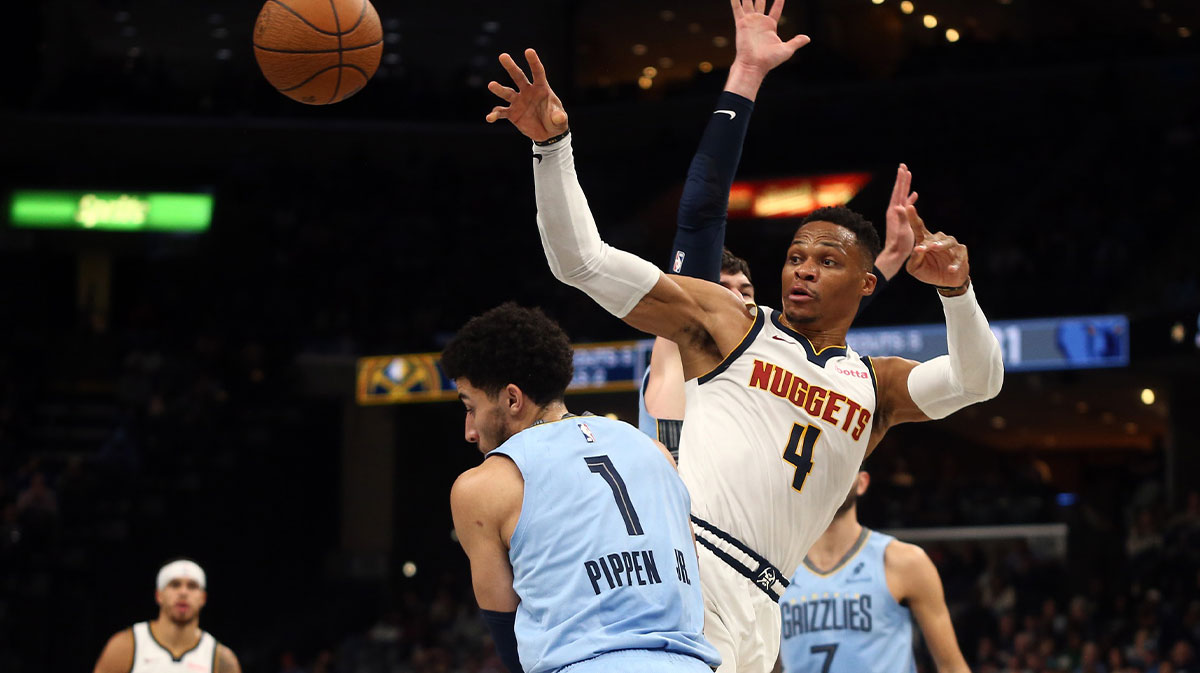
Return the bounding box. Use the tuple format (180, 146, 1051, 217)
(156, 560, 206, 591)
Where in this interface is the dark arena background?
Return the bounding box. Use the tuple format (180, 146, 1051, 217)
(2, 1, 1199, 672)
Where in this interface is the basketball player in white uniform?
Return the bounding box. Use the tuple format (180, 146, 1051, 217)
(484, 2, 1004, 671)
(93, 559, 241, 673)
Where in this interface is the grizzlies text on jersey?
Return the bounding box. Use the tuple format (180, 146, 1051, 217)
(490, 415, 721, 673)
(779, 529, 916, 673)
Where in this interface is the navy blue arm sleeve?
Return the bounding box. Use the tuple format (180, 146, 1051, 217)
(481, 609, 523, 673)
(855, 265, 890, 317)
(668, 91, 756, 281)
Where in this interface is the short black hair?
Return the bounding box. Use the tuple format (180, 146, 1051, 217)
(441, 302, 575, 406)
(798, 206, 882, 269)
(721, 248, 752, 283)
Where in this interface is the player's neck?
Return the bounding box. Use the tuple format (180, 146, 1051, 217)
(150, 616, 201, 654)
(530, 400, 570, 427)
(778, 314, 849, 352)
(806, 511, 863, 569)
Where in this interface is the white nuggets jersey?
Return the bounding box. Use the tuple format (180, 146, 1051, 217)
(131, 622, 217, 673)
(678, 307, 877, 584)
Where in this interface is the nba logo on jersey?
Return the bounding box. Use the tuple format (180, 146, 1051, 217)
(672, 251, 685, 273)
(577, 422, 596, 443)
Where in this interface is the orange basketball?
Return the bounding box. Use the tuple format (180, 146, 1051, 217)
(253, 0, 383, 105)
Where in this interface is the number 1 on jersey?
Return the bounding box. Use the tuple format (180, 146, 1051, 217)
(783, 423, 821, 492)
(585, 455, 645, 536)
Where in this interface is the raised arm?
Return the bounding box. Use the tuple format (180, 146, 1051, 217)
(867, 204, 1003, 450)
(670, 0, 810, 281)
(647, 0, 809, 419)
(874, 164, 918, 282)
(857, 164, 918, 316)
(486, 49, 752, 373)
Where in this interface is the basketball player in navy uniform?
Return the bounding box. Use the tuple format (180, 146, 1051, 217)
(483, 0, 1003, 668)
(779, 470, 969, 673)
(93, 559, 241, 673)
(445, 303, 721, 673)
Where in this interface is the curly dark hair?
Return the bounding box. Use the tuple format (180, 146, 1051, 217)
(721, 247, 752, 283)
(798, 206, 882, 269)
(441, 302, 575, 405)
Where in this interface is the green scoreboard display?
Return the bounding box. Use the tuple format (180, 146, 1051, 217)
(8, 190, 213, 233)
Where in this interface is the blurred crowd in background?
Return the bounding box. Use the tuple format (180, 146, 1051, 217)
(2, 0, 1198, 671)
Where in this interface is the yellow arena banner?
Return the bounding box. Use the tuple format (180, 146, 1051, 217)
(356, 339, 656, 405)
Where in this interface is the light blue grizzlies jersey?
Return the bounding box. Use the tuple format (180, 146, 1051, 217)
(779, 529, 915, 673)
(490, 415, 721, 673)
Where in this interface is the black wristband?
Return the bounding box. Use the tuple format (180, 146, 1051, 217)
(480, 609, 523, 673)
(533, 129, 570, 147)
(936, 278, 971, 295)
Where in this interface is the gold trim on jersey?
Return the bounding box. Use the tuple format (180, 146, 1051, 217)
(798, 331, 847, 355)
(696, 307, 765, 384)
(802, 528, 873, 577)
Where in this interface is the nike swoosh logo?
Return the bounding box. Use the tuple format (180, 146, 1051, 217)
(771, 335, 796, 344)
(532, 153, 543, 163)
(715, 110, 736, 120)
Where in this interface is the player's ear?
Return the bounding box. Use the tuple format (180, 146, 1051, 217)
(857, 471, 870, 495)
(503, 383, 523, 415)
(862, 268, 878, 297)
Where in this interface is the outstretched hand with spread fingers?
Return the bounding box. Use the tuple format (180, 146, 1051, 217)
(902, 205, 971, 291)
(485, 48, 568, 143)
(731, 0, 811, 74)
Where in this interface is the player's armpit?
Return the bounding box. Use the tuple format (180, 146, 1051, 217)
(886, 543, 970, 673)
(93, 629, 134, 673)
(624, 274, 755, 380)
(215, 644, 242, 673)
(450, 462, 522, 613)
(865, 356, 930, 452)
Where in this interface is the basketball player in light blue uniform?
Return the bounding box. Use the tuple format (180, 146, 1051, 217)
(445, 303, 721, 673)
(779, 471, 969, 673)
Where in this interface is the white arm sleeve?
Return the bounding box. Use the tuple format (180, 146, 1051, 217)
(532, 135, 662, 318)
(906, 283, 1004, 419)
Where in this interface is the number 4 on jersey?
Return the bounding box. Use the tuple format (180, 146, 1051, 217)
(783, 423, 821, 492)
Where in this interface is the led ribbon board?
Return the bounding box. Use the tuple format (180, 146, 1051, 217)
(9, 190, 213, 232)
(357, 316, 1128, 405)
(846, 315, 1130, 372)
(357, 341, 655, 405)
